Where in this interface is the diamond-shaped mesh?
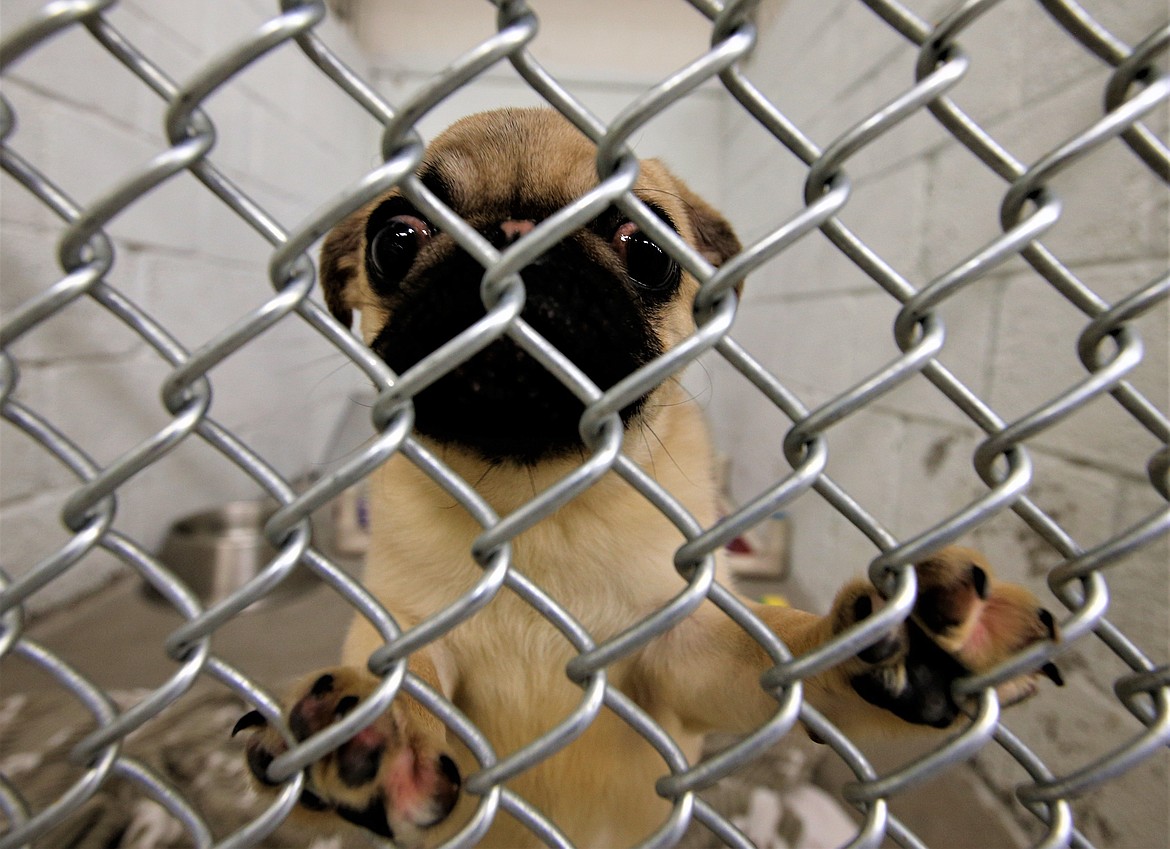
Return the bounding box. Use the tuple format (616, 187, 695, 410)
(1, 1, 1167, 848)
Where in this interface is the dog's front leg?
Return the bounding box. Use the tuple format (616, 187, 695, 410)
(234, 648, 462, 846)
(641, 546, 1061, 738)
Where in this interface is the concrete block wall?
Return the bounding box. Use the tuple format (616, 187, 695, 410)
(317, 13, 1169, 845)
(0, 0, 372, 612)
(347, 0, 730, 207)
(3, 1, 1164, 845)
(710, 2, 1168, 846)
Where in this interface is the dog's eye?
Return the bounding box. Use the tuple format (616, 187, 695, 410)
(612, 221, 679, 294)
(368, 214, 431, 289)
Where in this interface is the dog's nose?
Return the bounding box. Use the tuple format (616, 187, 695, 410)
(495, 219, 536, 247)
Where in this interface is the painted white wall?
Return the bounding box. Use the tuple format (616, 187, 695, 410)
(0, 0, 371, 611)
(714, 3, 1168, 847)
(0, 0, 731, 610)
(2, 1, 1164, 844)
(348, 0, 731, 207)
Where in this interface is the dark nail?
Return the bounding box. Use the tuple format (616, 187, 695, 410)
(1041, 662, 1064, 686)
(971, 564, 989, 599)
(232, 710, 267, 737)
(311, 674, 336, 697)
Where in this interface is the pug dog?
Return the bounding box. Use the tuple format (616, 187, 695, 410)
(235, 107, 1060, 848)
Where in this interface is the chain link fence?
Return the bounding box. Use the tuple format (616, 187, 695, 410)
(1, 0, 1167, 847)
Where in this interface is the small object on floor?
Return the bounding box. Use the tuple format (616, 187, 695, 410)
(785, 784, 858, 849)
(732, 787, 788, 849)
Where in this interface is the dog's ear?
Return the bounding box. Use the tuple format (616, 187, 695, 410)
(318, 210, 366, 328)
(647, 161, 743, 291)
(672, 181, 742, 270)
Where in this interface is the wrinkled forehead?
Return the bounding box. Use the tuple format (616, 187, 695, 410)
(416, 110, 682, 223)
(420, 111, 598, 217)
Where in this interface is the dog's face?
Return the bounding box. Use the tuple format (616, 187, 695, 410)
(320, 108, 740, 465)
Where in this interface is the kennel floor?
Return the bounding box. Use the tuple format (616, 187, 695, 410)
(2, 573, 1022, 849)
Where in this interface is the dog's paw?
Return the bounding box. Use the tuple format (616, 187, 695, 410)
(233, 667, 460, 846)
(832, 546, 1063, 728)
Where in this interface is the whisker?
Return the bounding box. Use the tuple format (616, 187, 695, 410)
(653, 372, 711, 409)
(472, 462, 495, 490)
(641, 420, 696, 487)
(641, 423, 658, 481)
(306, 354, 366, 398)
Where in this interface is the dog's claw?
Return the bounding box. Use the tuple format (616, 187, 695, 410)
(1041, 662, 1064, 686)
(971, 564, 989, 599)
(232, 710, 268, 737)
(1038, 608, 1059, 641)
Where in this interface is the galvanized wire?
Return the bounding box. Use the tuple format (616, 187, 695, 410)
(1, 1, 1167, 848)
